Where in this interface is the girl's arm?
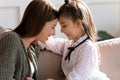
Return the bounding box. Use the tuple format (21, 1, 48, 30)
(38, 36, 71, 55)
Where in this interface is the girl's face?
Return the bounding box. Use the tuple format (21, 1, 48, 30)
(36, 19, 57, 43)
(59, 16, 84, 41)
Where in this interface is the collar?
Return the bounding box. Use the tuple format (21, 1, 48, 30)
(71, 34, 88, 47)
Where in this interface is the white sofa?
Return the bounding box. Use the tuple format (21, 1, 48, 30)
(1, 27, 120, 80)
(98, 38, 120, 80)
(38, 38, 120, 80)
(0, 26, 4, 33)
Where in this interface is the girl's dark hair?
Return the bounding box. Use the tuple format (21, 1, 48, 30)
(14, 0, 58, 38)
(58, 0, 97, 41)
(65, 0, 71, 4)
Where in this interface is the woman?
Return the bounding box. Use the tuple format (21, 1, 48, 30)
(0, 0, 58, 80)
(39, 0, 110, 80)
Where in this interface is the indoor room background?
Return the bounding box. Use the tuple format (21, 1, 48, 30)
(0, 0, 120, 39)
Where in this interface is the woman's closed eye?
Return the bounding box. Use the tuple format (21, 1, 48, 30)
(51, 26, 55, 29)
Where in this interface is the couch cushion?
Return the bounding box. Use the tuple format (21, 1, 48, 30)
(0, 26, 5, 33)
(97, 38, 120, 80)
(37, 50, 65, 80)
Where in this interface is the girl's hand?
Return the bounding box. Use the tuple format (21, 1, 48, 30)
(25, 77, 34, 80)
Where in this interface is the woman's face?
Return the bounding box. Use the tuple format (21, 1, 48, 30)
(59, 16, 84, 41)
(36, 19, 57, 43)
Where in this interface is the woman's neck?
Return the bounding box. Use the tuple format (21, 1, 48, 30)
(22, 37, 35, 49)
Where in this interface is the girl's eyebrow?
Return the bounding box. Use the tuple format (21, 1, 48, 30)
(60, 22, 65, 25)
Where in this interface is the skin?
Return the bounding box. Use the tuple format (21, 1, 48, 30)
(36, 19, 58, 43)
(25, 77, 34, 80)
(59, 16, 85, 41)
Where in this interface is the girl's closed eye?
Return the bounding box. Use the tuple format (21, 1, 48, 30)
(61, 24, 67, 28)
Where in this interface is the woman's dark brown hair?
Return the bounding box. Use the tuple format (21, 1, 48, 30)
(14, 0, 58, 38)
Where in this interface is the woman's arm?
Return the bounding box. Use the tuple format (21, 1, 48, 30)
(0, 32, 19, 80)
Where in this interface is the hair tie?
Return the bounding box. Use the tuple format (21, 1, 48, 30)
(65, 0, 71, 4)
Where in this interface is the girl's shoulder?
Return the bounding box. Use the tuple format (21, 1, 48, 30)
(80, 39, 97, 49)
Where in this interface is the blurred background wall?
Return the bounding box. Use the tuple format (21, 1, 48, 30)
(0, 0, 120, 38)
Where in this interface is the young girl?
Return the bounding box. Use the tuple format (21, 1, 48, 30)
(39, 0, 110, 80)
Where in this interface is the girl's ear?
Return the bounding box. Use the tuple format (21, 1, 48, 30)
(76, 19, 82, 28)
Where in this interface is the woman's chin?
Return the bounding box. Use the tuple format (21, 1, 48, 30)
(39, 40, 46, 43)
(43, 38, 48, 43)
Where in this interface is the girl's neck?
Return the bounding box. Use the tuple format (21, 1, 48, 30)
(74, 33, 85, 42)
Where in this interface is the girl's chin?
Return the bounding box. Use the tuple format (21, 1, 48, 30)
(66, 35, 72, 40)
(68, 37, 75, 41)
(68, 37, 72, 40)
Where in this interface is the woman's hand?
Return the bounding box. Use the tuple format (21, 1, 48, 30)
(25, 77, 34, 80)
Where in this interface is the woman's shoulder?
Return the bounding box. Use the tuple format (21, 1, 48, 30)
(0, 30, 21, 43)
(1, 30, 19, 39)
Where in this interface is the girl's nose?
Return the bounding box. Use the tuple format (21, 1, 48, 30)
(61, 28, 64, 33)
(52, 29, 55, 36)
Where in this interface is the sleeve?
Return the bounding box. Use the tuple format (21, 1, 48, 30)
(0, 33, 19, 80)
(66, 44, 98, 80)
(39, 37, 70, 55)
